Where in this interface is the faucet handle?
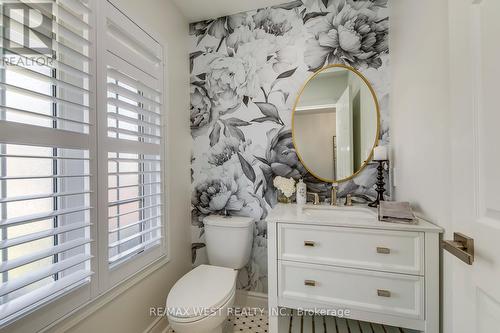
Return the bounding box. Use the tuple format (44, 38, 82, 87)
(306, 192, 320, 205)
(345, 193, 353, 206)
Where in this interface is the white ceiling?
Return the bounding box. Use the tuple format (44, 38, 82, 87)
(171, 0, 289, 22)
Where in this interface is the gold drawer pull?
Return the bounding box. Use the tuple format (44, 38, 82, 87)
(304, 280, 316, 287)
(304, 241, 316, 247)
(377, 289, 391, 297)
(376, 247, 391, 254)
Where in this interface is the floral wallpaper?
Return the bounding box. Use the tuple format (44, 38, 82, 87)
(189, 0, 390, 293)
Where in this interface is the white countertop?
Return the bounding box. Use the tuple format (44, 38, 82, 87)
(266, 203, 443, 233)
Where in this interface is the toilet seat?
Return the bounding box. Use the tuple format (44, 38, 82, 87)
(168, 290, 235, 324)
(166, 265, 237, 323)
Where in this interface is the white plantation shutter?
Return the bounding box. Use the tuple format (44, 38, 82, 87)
(107, 152, 162, 266)
(97, 0, 164, 279)
(0, 0, 95, 326)
(1, 0, 93, 133)
(106, 54, 162, 145)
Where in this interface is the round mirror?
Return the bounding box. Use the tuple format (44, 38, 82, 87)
(292, 64, 380, 183)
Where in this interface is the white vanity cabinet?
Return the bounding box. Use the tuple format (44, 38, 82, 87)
(267, 204, 443, 333)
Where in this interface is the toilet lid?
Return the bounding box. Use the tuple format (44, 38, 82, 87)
(166, 265, 237, 319)
(204, 215, 253, 228)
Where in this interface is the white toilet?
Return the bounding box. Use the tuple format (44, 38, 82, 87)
(166, 215, 254, 333)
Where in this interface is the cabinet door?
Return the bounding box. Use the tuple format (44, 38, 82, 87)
(278, 223, 424, 275)
(278, 261, 424, 320)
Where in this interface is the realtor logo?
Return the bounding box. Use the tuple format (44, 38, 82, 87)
(1, 1, 53, 55)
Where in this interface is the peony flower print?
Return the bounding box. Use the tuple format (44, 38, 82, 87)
(190, 83, 214, 136)
(302, 0, 387, 13)
(304, 2, 389, 71)
(205, 56, 253, 114)
(189, 20, 211, 37)
(205, 136, 244, 166)
(255, 128, 306, 206)
(252, 7, 302, 37)
(226, 26, 300, 85)
(264, 127, 305, 179)
(192, 153, 265, 228)
(192, 176, 241, 217)
(347, 0, 388, 10)
(226, 25, 255, 51)
(204, 37, 280, 115)
(190, 13, 253, 44)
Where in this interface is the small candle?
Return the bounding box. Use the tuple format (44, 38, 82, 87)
(373, 146, 388, 161)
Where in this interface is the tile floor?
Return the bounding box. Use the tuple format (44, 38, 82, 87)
(168, 309, 418, 333)
(168, 309, 269, 333)
(228, 311, 269, 332)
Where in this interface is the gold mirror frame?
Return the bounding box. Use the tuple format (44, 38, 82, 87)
(292, 64, 381, 184)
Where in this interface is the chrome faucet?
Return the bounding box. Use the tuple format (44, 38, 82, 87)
(306, 192, 320, 205)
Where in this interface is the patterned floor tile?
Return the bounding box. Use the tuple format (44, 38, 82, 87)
(168, 308, 269, 333)
(228, 311, 269, 332)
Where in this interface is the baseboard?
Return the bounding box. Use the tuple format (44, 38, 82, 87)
(234, 290, 268, 310)
(143, 316, 169, 333)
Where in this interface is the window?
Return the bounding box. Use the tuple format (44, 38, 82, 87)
(0, 145, 92, 324)
(98, 1, 165, 285)
(0, 0, 165, 328)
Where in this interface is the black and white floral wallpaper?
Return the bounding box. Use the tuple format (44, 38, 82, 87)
(189, 0, 390, 293)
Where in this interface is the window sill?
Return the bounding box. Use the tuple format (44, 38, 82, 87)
(41, 254, 170, 333)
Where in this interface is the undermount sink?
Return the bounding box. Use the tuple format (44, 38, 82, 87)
(300, 205, 376, 220)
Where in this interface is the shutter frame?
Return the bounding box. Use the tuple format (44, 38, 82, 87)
(96, 0, 166, 290)
(0, 0, 97, 328)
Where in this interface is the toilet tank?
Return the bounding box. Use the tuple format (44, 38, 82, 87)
(203, 215, 254, 269)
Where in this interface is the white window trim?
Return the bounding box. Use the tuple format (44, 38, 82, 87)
(0, 0, 170, 331)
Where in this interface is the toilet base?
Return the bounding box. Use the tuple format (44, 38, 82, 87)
(169, 312, 230, 333)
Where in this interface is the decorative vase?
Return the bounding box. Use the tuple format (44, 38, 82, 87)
(277, 190, 292, 204)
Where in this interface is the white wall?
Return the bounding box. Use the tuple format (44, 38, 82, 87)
(48, 1, 192, 332)
(295, 111, 336, 180)
(389, 0, 453, 332)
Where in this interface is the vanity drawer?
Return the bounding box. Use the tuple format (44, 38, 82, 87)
(278, 223, 424, 275)
(278, 261, 424, 320)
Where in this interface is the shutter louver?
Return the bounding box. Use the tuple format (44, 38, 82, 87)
(0, 0, 94, 326)
(0, 144, 92, 325)
(1, 0, 92, 134)
(101, 2, 164, 268)
(107, 152, 162, 266)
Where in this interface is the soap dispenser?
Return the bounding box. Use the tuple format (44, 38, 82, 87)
(296, 179, 307, 205)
